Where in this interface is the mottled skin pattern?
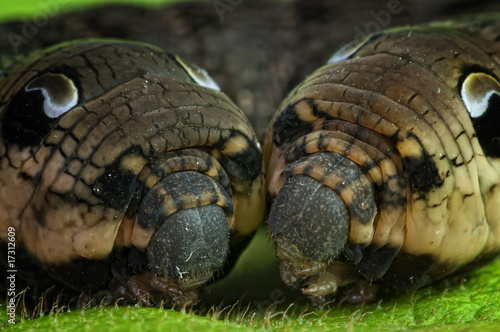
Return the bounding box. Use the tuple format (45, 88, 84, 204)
(1, 0, 500, 307)
(0, 40, 265, 306)
(265, 15, 500, 305)
(2, 0, 500, 135)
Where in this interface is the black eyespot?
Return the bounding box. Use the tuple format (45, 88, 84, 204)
(2, 72, 79, 147)
(460, 72, 500, 157)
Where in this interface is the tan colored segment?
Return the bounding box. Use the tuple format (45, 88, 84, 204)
(58, 106, 87, 129)
(80, 163, 103, 186)
(295, 99, 318, 123)
(371, 158, 406, 249)
(120, 154, 148, 175)
(44, 129, 66, 146)
(114, 214, 155, 250)
(16, 202, 122, 265)
(144, 173, 162, 190)
(221, 135, 249, 155)
(21, 145, 53, 178)
(231, 175, 266, 235)
(403, 186, 489, 268)
(314, 100, 398, 137)
(91, 130, 133, 168)
(50, 172, 76, 194)
(142, 151, 224, 184)
(323, 173, 376, 246)
(481, 157, 500, 256)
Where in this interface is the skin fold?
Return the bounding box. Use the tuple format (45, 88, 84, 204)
(0, 0, 500, 307)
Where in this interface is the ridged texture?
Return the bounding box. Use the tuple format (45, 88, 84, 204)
(265, 14, 500, 300)
(0, 40, 265, 305)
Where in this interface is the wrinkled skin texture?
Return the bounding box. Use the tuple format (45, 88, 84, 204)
(1, 0, 500, 307)
(0, 40, 265, 307)
(265, 14, 500, 306)
(2, 0, 500, 134)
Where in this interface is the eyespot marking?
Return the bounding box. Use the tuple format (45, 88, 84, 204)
(461, 72, 500, 118)
(174, 55, 221, 91)
(25, 73, 78, 118)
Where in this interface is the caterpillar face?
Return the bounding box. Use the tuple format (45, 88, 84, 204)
(264, 15, 500, 304)
(0, 40, 265, 306)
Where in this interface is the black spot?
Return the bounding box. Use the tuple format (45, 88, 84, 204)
(471, 93, 500, 157)
(93, 155, 138, 210)
(344, 243, 365, 264)
(406, 153, 443, 194)
(110, 245, 148, 280)
(222, 140, 263, 181)
(1, 87, 55, 147)
(211, 131, 263, 182)
(382, 253, 435, 290)
(402, 134, 443, 195)
(44, 258, 111, 292)
(355, 245, 400, 281)
(272, 99, 314, 147)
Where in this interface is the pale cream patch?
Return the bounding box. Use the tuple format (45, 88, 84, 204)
(120, 155, 147, 175)
(402, 178, 489, 267)
(295, 99, 318, 123)
(477, 156, 500, 256)
(131, 222, 156, 250)
(232, 173, 266, 236)
(396, 135, 423, 159)
(349, 220, 375, 247)
(221, 135, 249, 155)
(73, 216, 122, 260)
(17, 204, 121, 264)
(114, 215, 135, 248)
(144, 173, 161, 189)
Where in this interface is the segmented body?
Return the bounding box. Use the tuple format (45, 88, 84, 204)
(265, 14, 500, 301)
(0, 1, 500, 307)
(0, 40, 265, 305)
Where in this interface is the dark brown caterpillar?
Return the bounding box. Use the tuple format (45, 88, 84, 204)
(264, 14, 500, 304)
(0, 39, 265, 306)
(1, 1, 500, 310)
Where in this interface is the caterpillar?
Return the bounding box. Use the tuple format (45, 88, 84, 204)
(264, 14, 500, 304)
(0, 39, 265, 306)
(0, 0, 499, 308)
